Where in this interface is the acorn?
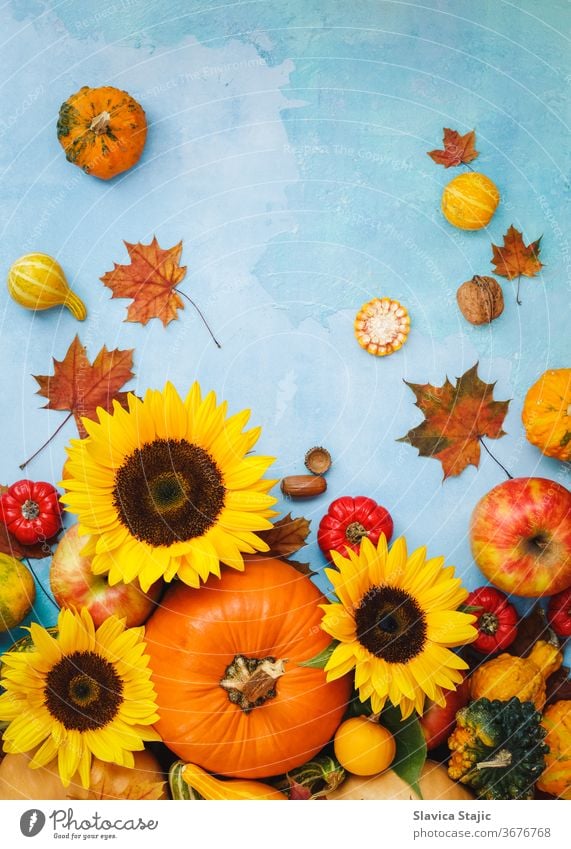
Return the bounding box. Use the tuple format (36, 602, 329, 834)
(281, 475, 327, 499)
(456, 275, 504, 325)
(304, 446, 332, 475)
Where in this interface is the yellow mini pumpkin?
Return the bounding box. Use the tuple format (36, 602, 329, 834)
(442, 172, 500, 230)
(469, 640, 563, 711)
(537, 700, 571, 799)
(522, 368, 571, 462)
(57, 85, 147, 180)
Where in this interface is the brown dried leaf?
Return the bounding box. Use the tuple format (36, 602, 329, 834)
(283, 557, 316, 577)
(545, 665, 571, 707)
(101, 237, 186, 326)
(491, 226, 543, 280)
(428, 128, 478, 168)
(257, 513, 311, 559)
(33, 335, 134, 438)
(508, 605, 554, 658)
(397, 363, 510, 479)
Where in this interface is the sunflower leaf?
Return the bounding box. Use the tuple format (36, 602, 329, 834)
(381, 706, 427, 799)
(299, 641, 338, 669)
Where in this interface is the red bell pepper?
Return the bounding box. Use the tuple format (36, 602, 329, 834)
(0, 479, 62, 545)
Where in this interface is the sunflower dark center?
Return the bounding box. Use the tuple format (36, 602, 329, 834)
(355, 585, 427, 663)
(113, 438, 225, 547)
(44, 651, 123, 731)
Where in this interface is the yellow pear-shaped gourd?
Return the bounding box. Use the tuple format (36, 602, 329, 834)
(181, 763, 285, 800)
(470, 639, 563, 711)
(7, 253, 86, 320)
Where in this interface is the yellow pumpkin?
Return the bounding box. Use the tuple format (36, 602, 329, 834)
(0, 749, 167, 800)
(537, 700, 571, 799)
(522, 368, 571, 461)
(57, 85, 147, 180)
(442, 172, 500, 230)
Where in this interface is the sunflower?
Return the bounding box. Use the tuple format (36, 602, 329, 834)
(321, 535, 477, 718)
(60, 382, 277, 591)
(0, 608, 160, 788)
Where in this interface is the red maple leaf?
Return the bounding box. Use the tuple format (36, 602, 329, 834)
(101, 237, 186, 327)
(33, 335, 134, 439)
(398, 363, 510, 479)
(428, 128, 479, 168)
(491, 225, 543, 304)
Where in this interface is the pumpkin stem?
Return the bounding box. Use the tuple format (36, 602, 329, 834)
(345, 521, 368, 544)
(90, 111, 111, 135)
(220, 654, 286, 713)
(475, 748, 512, 770)
(479, 611, 499, 635)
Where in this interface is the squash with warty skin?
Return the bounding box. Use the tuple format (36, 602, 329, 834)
(522, 368, 571, 462)
(448, 698, 548, 799)
(144, 556, 351, 779)
(57, 86, 147, 180)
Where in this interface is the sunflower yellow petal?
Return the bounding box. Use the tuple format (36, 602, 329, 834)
(425, 611, 477, 646)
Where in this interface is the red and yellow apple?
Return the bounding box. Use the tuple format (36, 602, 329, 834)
(419, 674, 471, 750)
(470, 477, 571, 598)
(50, 524, 163, 626)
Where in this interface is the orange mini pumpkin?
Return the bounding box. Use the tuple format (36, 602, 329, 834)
(144, 557, 351, 779)
(522, 368, 571, 462)
(57, 85, 147, 180)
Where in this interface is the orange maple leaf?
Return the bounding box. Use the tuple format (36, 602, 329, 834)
(491, 225, 543, 305)
(33, 335, 134, 439)
(101, 237, 186, 327)
(428, 128, 479, 168)
(397, 363, 510, 479)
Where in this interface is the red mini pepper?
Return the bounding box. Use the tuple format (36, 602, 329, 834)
(0, 479, 62, 545)
(547, 588, 571, 639)
(317, 495, 393, 561)
(466, 586, 518, 654)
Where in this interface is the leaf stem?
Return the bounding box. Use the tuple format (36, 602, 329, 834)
(19, 412, 74, 470)
(515, 274, 522, 306)
(175, 289, 222, 349)
(479, 437, 513, 480)
(463, 162, 475, 172)
(25, 558, 60, 611)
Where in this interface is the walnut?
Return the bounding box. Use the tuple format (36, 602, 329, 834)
(456, 275, 504, 325)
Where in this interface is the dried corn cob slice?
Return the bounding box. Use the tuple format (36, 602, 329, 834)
(354, 297, 410, 356)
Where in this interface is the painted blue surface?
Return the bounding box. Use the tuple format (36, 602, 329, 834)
(0, 1, 569, 662)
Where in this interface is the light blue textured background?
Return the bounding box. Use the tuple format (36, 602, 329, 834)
(0, 0, 569, 660)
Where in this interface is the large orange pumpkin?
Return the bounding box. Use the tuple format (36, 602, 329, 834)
(144, 557, 351, 779)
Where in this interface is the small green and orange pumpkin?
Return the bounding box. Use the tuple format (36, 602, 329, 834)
(57, 85, 147, 180)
